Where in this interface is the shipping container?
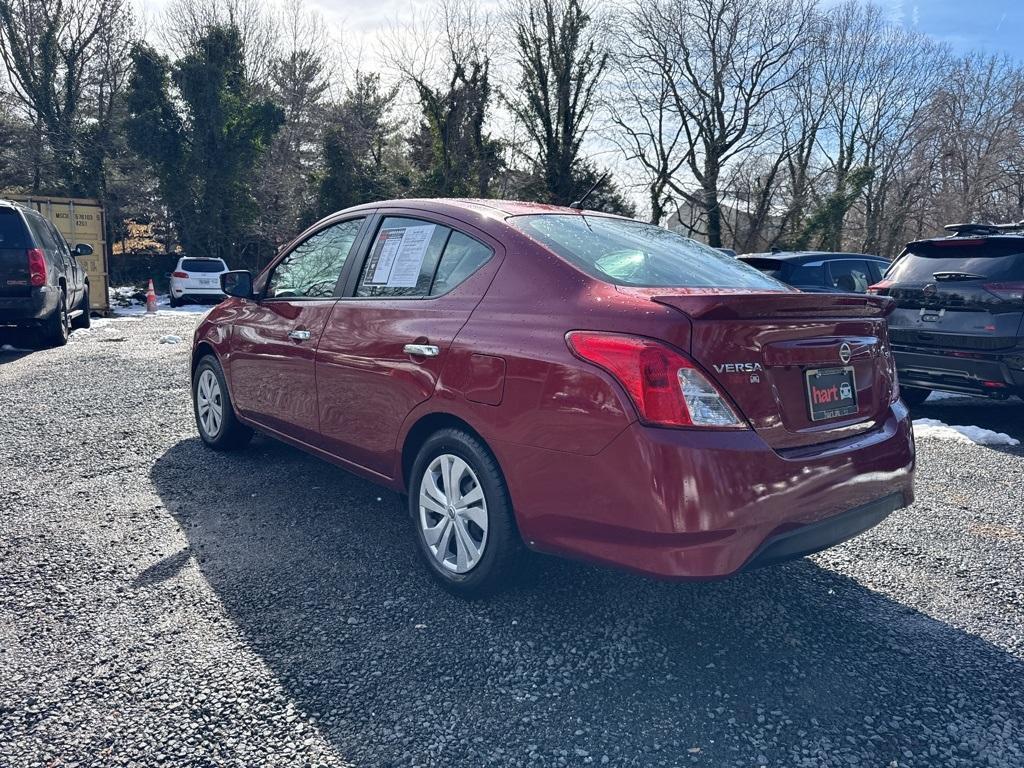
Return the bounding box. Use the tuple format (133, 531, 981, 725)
(8, 195, 110, 314)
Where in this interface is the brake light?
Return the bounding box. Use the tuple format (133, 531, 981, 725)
(867, 279, 893, 295)
(27, 248, 46, 287)
(934, 238, 985, 247)
(172, 271, 189, 278)
(566, 332, 745, 428)
(983, 282, 1024, 302)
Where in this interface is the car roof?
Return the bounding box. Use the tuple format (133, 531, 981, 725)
(740, 251, 889, 262)
(338, 198, 624, 220)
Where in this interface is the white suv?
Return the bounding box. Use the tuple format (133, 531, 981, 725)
(169, 257, 229, 307)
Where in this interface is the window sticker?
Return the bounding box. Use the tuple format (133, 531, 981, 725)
(367, 224, 436, 287)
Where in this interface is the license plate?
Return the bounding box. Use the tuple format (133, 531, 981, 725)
(200, 278, 216, 286)
(805, 366, 858, 421)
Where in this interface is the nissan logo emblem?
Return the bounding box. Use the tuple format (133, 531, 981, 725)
(839, 342, 852, 364)
(922, 283, 938, 297)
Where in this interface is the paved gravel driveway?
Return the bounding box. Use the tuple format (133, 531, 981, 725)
(1, 312, 1023, 767)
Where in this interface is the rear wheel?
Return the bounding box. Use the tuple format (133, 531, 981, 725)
(41, 290, 69, 347)
(169, 295, 181, 308)
(901, 387, 931, 407)
(71, 286, 91, 330)
(408, 429, 522, 598)
(192, 356, 253, 450)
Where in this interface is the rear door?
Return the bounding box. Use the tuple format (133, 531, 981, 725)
(881, 239, 1024, 350)
(0, 208, 31, 298)
(315, 212, 500, 477)
(228, 217, 368, 444)
(826, 259, 873, 293)
(181, 258, 227, 291)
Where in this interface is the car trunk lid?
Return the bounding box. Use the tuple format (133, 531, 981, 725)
(644, 291, 896, 450)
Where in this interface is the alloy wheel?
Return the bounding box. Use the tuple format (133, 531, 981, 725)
(419, 453, 488, 573)
(196, 369, 224, 439)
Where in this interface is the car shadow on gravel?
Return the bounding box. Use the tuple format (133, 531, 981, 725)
(912, 396, 1024, 445)
(150, 436, 1024, 767)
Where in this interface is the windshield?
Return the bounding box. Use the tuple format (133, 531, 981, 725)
(509, 214, 788, 290)
(182, 258, 227, 273)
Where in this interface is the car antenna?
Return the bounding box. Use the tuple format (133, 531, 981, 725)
(570, 172, 609, 210)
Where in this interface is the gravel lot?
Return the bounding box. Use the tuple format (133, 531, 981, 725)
(1, 310, 1023, 768)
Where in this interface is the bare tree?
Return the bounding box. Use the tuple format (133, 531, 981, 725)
(624, 0, 814, 246)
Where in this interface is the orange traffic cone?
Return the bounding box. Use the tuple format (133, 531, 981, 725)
(145, 279, 157, 314)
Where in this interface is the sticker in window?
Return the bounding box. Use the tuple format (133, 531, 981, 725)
(367, 225, 436, 288)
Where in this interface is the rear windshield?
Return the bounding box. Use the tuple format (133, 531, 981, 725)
(888, 241, 1024, 282)
(182, 258, 227, 273)
(0, 208, 28, 248)
(739, 258, 786, 280)
(509, 215, 787, 290)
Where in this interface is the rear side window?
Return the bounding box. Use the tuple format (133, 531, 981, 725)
(182, 258, 227, 273)
(0, 209, 28, 248)
(509, 214, 786, 290)
(357, 218, 450, 298)
(887, 242, 1024, 282)
(827, 260, 872, 292)
(26, 213, 57, 251)
(788, 263, 825, 287)
(430, 232, 492, 296)
(739, 257, 786, 280)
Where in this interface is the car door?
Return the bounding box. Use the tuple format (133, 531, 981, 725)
(47, 221, 84, 305)
(227, 216, 369, 444)
(827, 259, 873, 293)
(315, 212, 501, 478)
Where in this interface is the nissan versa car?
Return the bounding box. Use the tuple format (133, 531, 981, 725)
(190, 199, 915, 597)
(870, 222, 1024, 405)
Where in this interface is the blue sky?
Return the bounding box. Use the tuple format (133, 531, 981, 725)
(879, 0, 1024, 58)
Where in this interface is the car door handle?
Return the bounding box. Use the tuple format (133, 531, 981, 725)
(288, 329, 311, 341)
(404, 343, 440, 357)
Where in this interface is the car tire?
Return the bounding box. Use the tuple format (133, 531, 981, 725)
(41, 290, 69, 347)
(71, 286, 91, 330)
(408, 428, 523, 598)
(901, 387, 931, 407)
(192, 355, 253, 451)
(169, 295, 180, 308)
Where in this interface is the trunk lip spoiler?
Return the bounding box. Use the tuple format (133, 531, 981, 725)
(638, 290, 895, 320)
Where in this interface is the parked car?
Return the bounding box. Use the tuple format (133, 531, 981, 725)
(0, 199, 93, 346)
(169, 257, 228, 306)
(190, 200, 915, 597)
(740, 251, 890, 293)
(869, 222, 1024, 405)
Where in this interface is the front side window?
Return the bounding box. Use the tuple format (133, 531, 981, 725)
(266, 218, 364, 299)
(509, 214, 787, 290)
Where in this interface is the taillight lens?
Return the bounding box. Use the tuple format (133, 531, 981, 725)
(867, 279, 893, 296)
(27, 248, 46, 287)
(172, 271, 189, 278)
(566, 332, 745, 428)
(983, 282, 1024, 302)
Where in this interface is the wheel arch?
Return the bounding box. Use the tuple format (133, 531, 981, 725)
(400, 411, 502, 492)
(191, 340, 220, 376)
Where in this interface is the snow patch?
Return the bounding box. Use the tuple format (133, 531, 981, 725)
(913, 418, 1019, 447)
(925, 390, 978, 402)
(1, 343, 30, 353)
(159, 334, 183, 344)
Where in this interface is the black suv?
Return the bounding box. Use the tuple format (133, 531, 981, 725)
(0, 200, 93, 346)
(871, 223, 1024, 405)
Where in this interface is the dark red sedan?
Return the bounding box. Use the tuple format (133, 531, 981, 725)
(191, 199, 915, 597)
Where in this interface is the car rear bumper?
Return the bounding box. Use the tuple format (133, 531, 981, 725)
(893, 346, 1024, 395)
(496, 403, 915, 580)
(0, 287, 59, 323)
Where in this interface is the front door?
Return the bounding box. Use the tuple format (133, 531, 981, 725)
(315, 214, 500, 478)
(228, 216, 367, 444)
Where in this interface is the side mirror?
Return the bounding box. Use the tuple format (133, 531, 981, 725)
(221, 270, 254, 299)
(73, 243, 93, 257)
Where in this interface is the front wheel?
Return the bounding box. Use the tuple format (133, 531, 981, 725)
(408, 429, 523, 598)
(192, 356, 253, 450)
(900, 387, 931, 407)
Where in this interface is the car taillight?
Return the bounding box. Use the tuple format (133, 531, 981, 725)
(565, 332, 745, 428)
(172, 271, 189, 278)
(983, 282, 1024, 302)
(27, 248, 46, 287)
(867, 279, 893, 295)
